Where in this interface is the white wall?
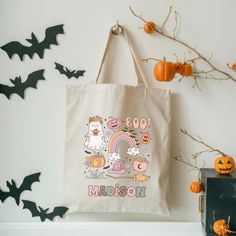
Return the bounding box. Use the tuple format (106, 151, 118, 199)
(0, 0, 236, 223)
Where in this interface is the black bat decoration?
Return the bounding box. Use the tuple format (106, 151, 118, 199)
(0, 172, 41, 205)
(55, 62, 85, 79)
(1, 24, 64, 60)
(0, 69, 45, 99)
(22, 200, 68, 222)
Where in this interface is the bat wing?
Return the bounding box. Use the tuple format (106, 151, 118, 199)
(1, 41, 31, 60)
(46, 207, 68, 221)
(54, 62, 67, 75)
(0, 84, 15, 99)
(20, 70, 45, 98)
(74, 70, 86, 79)
(41, 25, 64, 50)
(0, 189, 10, 203)
(22, 200, 41, 217)
(19, 172, 41, 193)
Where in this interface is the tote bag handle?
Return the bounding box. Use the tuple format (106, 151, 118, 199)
(94, 24, 147, 87)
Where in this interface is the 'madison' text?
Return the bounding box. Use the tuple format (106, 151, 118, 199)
(88, 183, 146, 198)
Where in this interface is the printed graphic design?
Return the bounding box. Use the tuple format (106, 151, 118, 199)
(85, 154, 105, 168)
(88, 183, 146, 198)
(140, 132, 151, 144)
(84, 116, 106, 150)
(127, 147, 140, 156)
(108, 131, 137, 160)
(83, 115, 152, 198)
(106, 173, 150, 182)
(132, 157, 149, 172)
(86, 169, 105, 179)
(107, 160, 126, 175)
(107, 117, 121, 130)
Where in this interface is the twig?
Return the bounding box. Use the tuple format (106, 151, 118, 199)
(160, 6, 172, 33)
(129, 6, 147, 24)
(129, 6, 236, 83)
(174, 155, 200, 171)
(173, 53, 179, 61)
(192, 77, 201, 91)
(173, 10, 178, 38)
(186, 56, 201, 64)
(227, 63, 232, 70)
(142, 57, 162, 63)
(191, 74, 228, 81)
(192, 149, 211, 159)
(180, 129, 226, 158)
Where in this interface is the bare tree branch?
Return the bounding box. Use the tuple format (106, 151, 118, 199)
(161, 6, 173, 33)
(180, 129, 227, 158)
(174, 155, 200, 171)
(129, 6, 236, 84)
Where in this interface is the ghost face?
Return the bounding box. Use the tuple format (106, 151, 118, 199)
(89, 121, 103, 136)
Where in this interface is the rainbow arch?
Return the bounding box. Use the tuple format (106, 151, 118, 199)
(108, 131, 136, 154)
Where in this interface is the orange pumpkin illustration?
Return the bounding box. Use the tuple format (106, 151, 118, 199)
(86, 154, 105, 168)
(140, 132, 151, 144)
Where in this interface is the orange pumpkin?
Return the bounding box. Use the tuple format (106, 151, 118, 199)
(86, 154, 105, 168)
(154, 59, 176, 82)
(174, 62, 184, 73)
(231, 62, 236, 72)
(140, 132, 151, 144)
(214, 156, 235, 175)
(144, 22, 157, 34)
(179, 64, 192, 77)
(213, 219, 235, 236)
(189, 181, 202, 193)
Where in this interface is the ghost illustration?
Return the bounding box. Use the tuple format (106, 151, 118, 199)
(84, 116, 106, 150)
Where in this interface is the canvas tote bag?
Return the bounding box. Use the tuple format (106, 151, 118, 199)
(63, 25, 171, 216)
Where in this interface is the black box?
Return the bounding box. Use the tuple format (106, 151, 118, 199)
(200, 168, 236, 235)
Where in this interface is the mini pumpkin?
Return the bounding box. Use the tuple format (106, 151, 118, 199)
(174, 62, 184, 73)
(231, 62, 236, 72)
(86, 154, 105, 168)
(189, 181, 202, 193)
(214, 156, 235, 175)
(213, 219, 235, 236)
(144, 21, 157, 34)
(140, 132, 151, 144)
(179, 64, 193, 77)
(154, 58, 176, 82)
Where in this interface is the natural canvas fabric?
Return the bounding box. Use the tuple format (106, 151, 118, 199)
(63, 26, 171, 216)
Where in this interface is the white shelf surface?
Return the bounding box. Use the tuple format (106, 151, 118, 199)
(0, 222, 202, 236)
